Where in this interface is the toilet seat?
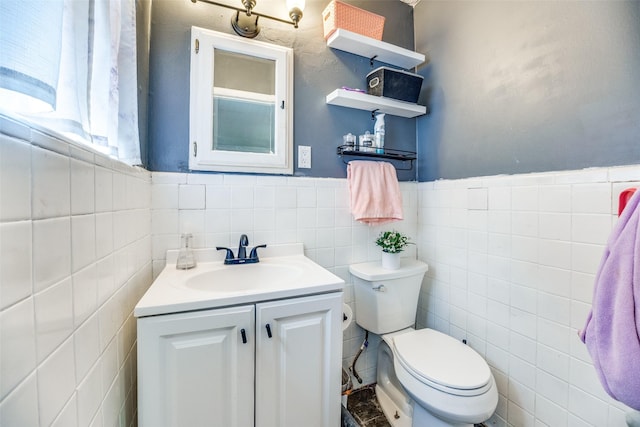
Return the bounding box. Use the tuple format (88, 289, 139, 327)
(393, 329, 492, 397)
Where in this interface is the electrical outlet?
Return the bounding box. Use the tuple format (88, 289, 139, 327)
(298, 145, 311, 169)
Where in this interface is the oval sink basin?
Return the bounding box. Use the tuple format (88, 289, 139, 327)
(185, 263, 305, 293)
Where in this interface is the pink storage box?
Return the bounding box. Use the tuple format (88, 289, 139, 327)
(322, 0, 385, 41)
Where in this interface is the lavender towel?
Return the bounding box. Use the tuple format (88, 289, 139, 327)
(580, 189, 640, 410)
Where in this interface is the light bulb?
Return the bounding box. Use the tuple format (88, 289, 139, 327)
(286, 0, 305, 12)
(286, 0, 304, 27)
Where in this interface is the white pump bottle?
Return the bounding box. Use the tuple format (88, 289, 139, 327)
(374, 113, 385, 154)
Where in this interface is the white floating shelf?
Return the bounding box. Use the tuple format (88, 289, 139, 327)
(327, 29, 425, 69)
(326, 89, 426, 118)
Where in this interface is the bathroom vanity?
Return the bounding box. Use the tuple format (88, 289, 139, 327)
(135, 244, 344, 427)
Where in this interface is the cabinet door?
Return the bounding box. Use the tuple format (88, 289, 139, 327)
(138, 305, 254, 427)
(255, 292, 342, 427)
(190, 26, 293, 174)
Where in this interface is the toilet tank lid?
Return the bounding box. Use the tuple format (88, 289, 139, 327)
(349, 259, 428, 281)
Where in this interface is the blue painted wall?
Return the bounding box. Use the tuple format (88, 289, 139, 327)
(147, 0, 418, 181)
(415, 0, 640, 181)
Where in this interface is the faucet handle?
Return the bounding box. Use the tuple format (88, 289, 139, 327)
(249, 244, 267, 259)
(216, 246, 235, 261)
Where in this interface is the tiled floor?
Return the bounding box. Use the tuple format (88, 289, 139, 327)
(344, 385, 391, 427)
(343, 385, 487, 427)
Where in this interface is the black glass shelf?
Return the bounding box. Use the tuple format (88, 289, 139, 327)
(336, 145, 416, 170)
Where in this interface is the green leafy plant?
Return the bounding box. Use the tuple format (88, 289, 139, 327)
(375, 230, 410, 254)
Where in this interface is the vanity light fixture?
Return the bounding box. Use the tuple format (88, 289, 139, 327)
(192, 0, 305, 38)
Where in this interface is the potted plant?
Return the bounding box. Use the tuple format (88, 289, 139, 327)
(375, 230, 410, 270)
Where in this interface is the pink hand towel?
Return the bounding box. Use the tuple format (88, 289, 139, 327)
(579, 188, 640, 410)
(347, 160, 403, 225)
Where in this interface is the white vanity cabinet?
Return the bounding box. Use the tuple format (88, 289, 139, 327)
(137, 292, 342, 427)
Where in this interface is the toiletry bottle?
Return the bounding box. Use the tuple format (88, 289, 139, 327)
(176, 233, 196, 269)
(343, 133, 356, 148)
(374, 113, 385, 154)
(360, 131, 374, 152)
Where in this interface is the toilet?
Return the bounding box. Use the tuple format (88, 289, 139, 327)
(350, 259, 498, 427)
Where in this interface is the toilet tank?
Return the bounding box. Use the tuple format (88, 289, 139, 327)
(350, 259, 428, 334)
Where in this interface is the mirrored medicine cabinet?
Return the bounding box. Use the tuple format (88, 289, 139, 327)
(189, 27, 293, 174)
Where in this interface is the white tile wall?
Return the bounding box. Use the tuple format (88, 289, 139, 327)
(150, 171, 420, 387)
(417, 167, 640, 427)
(4, 111, 638, 426)
(0, 117, 152, 427)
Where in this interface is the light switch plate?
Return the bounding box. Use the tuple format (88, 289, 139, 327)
(298, 146, 311, 169)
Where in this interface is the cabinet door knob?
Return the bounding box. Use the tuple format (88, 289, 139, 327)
(265, 324, 273, 338)
(240, 328, 247, 344)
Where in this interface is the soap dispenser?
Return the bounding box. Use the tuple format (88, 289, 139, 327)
(176, 233, 197, 270)
(374, 113, 385, 154)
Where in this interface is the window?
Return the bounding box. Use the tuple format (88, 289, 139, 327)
(0, 0, 141, 165)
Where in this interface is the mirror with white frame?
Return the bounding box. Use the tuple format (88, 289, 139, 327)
(189, 27, 293, 174)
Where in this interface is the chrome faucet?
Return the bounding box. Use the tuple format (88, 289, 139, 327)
(216, 234, 267, 265)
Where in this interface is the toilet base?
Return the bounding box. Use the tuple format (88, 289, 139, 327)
(375, 384, 474, 427)
(412, 402, 473, 427)
(375, 384, 411, 427)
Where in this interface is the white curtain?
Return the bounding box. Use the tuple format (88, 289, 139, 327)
(0, 0, 141, 165)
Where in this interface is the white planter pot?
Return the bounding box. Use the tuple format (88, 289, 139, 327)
(381, 251, 401, 270)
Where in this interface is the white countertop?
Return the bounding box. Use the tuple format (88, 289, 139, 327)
(135, 243, 344, 317)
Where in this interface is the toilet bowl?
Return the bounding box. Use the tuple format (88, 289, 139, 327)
(350, 259, 498, 427)
(383, 328, 498, 426)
